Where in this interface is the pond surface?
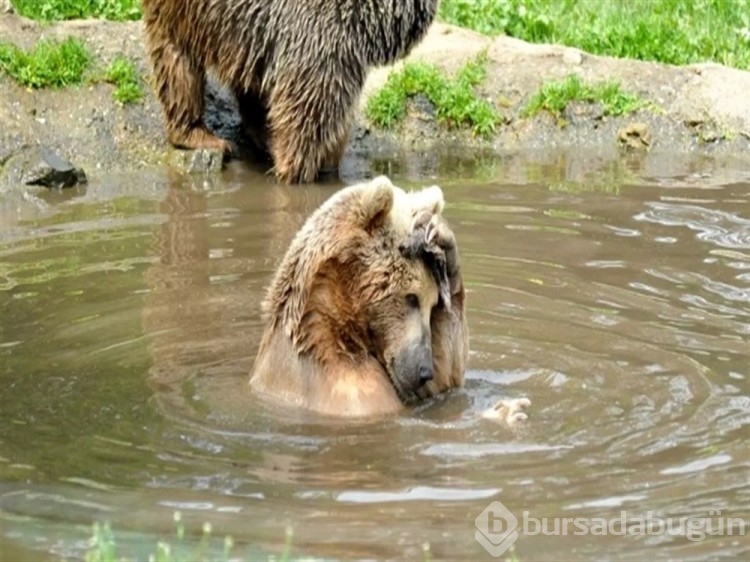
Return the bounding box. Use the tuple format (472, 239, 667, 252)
(1, 152, 748, 561)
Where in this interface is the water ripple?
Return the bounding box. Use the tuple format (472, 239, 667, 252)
(635, 202, 750, 249)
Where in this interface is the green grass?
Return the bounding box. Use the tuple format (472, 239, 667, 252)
(104, 56, 143, 104)
(85, 514, 288, 562)
(9, 0, 749, 69)
(83, 514, 435, 562)
(365, 52, 502, 137)
(439, 0, 750, 70)
(0, 37, 91, 88)
(523, 74, 645, 119)
(11, 0, 142, 21)
(0, 38, 143, 103)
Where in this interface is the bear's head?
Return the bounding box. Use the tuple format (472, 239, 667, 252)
(260, 176, 452, 404)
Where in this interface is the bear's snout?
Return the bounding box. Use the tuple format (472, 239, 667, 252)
(418, 364, 434, 384)
(391, 333, 435, 402)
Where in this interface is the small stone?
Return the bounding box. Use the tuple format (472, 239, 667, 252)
(698, 126, 722, 143)
(352, 125, 370, 141)
(410, 93, 437, 120)
(20, 145, 88, 188)
(186, 148, 225, 174)
(562, 49, 583, 65)
(618, 122, 652, 150)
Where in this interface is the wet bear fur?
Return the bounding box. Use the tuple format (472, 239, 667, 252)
(142, 0, 440, 183)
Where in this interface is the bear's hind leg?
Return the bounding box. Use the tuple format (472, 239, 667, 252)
(319, 130, 350, 178)
(266, 78, 353, 184)
(145, 24, 232, 154)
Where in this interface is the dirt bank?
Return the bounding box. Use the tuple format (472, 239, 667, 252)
(1, 10, 749, 188)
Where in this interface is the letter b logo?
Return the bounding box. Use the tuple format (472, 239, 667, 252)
(475, 501, 519, 557)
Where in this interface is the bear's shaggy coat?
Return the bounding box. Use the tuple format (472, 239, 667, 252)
(142, 0, 440, 183)
(250, 176, 469, 417)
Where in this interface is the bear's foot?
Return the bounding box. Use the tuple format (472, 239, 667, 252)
(481, 397, 531, 425)
(169, 126, 235, 156)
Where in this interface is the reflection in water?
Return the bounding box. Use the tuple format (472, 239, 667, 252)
(0, 153, 749, 561)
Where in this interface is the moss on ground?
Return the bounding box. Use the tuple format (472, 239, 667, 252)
(366, 52, 502, 138)
(103, 56, 143, 104)
(0, 37, 91, 88)
(523, 74, 646, 120)
(0, 38, 143, 104)
(11, 0, 142, 21)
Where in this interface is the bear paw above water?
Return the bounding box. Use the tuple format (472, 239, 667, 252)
(481, 397, 532, 425)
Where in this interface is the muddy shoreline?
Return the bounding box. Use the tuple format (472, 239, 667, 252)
(1, 10, 749, 189)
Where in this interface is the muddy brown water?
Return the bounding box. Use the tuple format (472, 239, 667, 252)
(0, 153, 748, 561)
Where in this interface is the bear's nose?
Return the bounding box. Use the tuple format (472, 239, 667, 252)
(418, 365, 434, 384)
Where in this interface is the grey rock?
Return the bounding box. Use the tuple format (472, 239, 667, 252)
(618, 122, 652, 150)
(562, 48, 583, 65)
(21, 145, 88, 188)
(175, 148, 225, 174)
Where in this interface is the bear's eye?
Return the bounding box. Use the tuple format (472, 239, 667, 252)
(405, 293, 420, 309)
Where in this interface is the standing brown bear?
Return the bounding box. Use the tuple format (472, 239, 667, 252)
(142, 0, 440, 184)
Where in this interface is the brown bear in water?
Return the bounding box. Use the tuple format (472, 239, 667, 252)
(142, 0, 440, 184)
(250, 176, 465, 415)
(250, 176, 531, 422)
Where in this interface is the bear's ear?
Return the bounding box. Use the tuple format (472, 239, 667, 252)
(409, 185, 445, 217)
(388, 184, 446, 239)
(357, 175, 395, 232)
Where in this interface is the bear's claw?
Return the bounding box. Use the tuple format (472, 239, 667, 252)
(425, 214, 438, 245)
(424, 214, 456, 251)
(481, 397, 531, 425)
(409, 209, 434, 235)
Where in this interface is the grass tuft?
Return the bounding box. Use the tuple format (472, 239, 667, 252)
(366, 52, 501, 137)
(104, 56, 143, 104)
(0, 39, 144, 104)
(83, 514, 309, 562)
(0, 37, 91, 88)
(522, 74, 645, 119)
(439, 0, 750, 70)
(84, 522, 117, 562)
(11, 0, 142, 21)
